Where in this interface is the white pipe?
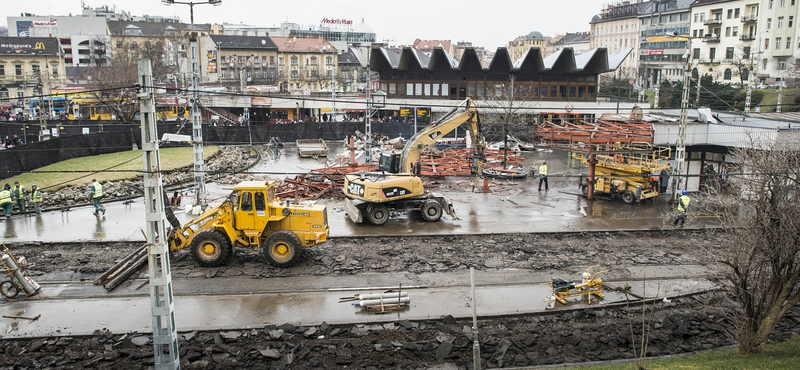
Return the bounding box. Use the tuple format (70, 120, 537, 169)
(358, 292, 408, 301)
(353, 297, 410, 307)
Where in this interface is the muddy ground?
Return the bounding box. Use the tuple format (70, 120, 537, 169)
(3, 231, 800, 369)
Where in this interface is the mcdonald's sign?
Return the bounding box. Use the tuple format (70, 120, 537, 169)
(34, 42, 46, 50)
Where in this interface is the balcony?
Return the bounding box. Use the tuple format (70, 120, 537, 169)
(703, 17, 722, 26)
(740, 34, 756, 41)
(703, 35, 721, 43)
(697, 59, 721, 65)
(741, 15, 758, 23)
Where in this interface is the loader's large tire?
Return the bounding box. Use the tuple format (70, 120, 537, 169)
(622, 191, 636, 204)
(1, 280, 20, 298)
(365, 204, 390, 225)
(262, 230, 302, 267)
(190, 229, 231, 267)
(420, 200, 443, 222)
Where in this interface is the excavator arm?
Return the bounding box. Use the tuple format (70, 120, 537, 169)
(399, 98, 483, 173)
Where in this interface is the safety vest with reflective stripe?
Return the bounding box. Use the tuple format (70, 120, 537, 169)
(0, 189, 11, 205)
(32, 189, 42, 203)
(12, 185, 25, 199)
(677, 195, 690, 212)
(92, 183, 103, 198)
(539, 164, 548, 176)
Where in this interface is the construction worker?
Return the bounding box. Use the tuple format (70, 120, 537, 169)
(0, 184, 12, 219)
(672, 190, 691, 226)
(89, 179, 105, 215)
(11, 181, 27, 214)
(30, 184, 43, 214)
(538, 161, 549, 191)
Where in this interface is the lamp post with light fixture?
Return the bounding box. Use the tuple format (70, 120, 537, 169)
(161, 0, 221, 207)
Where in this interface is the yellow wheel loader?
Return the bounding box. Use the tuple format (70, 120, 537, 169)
(167, 181, 329, 267)
(343, 98, 484, 225)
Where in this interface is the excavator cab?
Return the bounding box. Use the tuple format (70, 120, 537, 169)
(378, 151, 402, 174)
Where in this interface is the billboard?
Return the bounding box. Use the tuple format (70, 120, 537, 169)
(207, 50, 217, 73)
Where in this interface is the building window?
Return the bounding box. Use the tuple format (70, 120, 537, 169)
(743, 46, 751, 59)
(694, 13, 698, 22)
(767, 18, 772, 29)
(735, 8, 740, 18)
(0, 65, 3, 76)
(778, 58, 787, 70)
(726, 47, 734, 59)
(130, 41, 138, 49)
(710, 48, 716, 60)
(310, 57, 317, 65)
(727, 9, 733, 19)
(51, 64, 58, 75)
(254, 56, 259, 63)
(790, 16, 794, 27)
(693, 48, 701, 59)
(31, 64, 40, 75)
(326, 57, 333, 65)
(726, 27, 731, 37)
(724, 68, 732, 80)
(776, 37, 782, 49)
(291, 57, 298, 66)
(220, 70, 226, 79)
(788, 37, 792, 49)
(769, 0, 774, 9)
(778, 17, 784, 28)
(765, 38, 770, 50)
(670, 14, 678, 22)
(733, 26, 738, 36)
(15, 65, 22, 76)
(780, 0, 786, 6)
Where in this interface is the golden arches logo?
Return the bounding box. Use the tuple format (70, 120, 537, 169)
(34, 42, 46, 50)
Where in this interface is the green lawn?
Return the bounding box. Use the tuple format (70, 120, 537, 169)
(2, 145, 219, 191)
(578, 335, 800, 370)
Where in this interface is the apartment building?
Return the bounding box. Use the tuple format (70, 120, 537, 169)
(0, 37, 67, 103)
(199, 35, 279, 89)
(590, 0, 650, 81)
(689, 0, 758, 84)
(638, 0, 693, 88)
(757, 0, 799, 83)
(270, 37, 338, 93)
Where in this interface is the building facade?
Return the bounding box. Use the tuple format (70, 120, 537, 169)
(589, 0, 648, 82)
(638, 0, 692, 88)
(107, 20, 186, 82)
(0, 37, 67, 107)
(199, 35, 279, 89)
(689, 0, 757, 84)
(590, 0, 650, 81)
(271, 37, 339, 93)
(373, 46, 630, 104)
(508, 32, 547, 63)
(757, 0, 798, 83)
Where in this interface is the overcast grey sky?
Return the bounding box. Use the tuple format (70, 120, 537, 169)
(3, 0, 604, 50)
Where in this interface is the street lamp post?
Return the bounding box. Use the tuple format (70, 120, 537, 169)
(162, 0, 222, 208)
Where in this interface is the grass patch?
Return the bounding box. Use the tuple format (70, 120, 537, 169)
(578, 335, 800, 370)
(3, 145, 219, 191)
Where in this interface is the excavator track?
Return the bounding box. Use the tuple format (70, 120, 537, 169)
(94, 244, 148, 291)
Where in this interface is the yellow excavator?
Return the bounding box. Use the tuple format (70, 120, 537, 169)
(343, 98, 484, 225)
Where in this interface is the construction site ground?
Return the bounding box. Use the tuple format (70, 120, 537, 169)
(1, 144, 798, 369)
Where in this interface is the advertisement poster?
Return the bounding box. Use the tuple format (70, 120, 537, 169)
(207, 50, 217, 73)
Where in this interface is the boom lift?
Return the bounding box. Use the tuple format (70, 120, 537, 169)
(574, 146, 670, 204)
(343, 98, 484, 225)
(167, 181, 329, 267)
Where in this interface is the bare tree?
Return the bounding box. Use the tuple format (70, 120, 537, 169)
(79, 36, 181, 123)
(711, 137, 800, 354)
(481, 75, 535, 167)
(730, 44, 753, 86)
